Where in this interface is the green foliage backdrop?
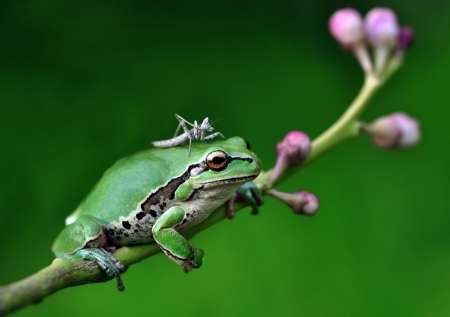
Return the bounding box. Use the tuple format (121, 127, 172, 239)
(0, 1, 448, 316)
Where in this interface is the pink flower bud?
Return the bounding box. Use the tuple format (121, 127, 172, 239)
(268, 190, 319, 216)
(362, 112, 420, 149)
(269, 131, 311, 184)
(398, 26, 414, 52)
(329, 8, 365, 47)
(329, 8, 373, 73)
(364, 8, 400, 48)
(277, 131, 311, 164)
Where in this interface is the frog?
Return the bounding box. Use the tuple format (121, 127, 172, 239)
(52, 136, 261, 291)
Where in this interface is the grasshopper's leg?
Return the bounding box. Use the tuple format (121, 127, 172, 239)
(173, 114, 194, 138)
(175, 114, 195, 134)
(173, 123, 182, 138)
(175, 114, 194, 126)
(152, 206, 204, 271)
(175, 114, 196, 155)
(188, 137, 193, 156)
(204, 132, 225, 141)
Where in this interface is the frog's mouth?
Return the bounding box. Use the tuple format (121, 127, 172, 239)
(201, 174, 259, 187)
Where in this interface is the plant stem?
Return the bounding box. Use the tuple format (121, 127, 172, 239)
(306, 74, 381, 163)
(255, 74, 382, 189)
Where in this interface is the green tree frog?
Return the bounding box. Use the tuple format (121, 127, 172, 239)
(52, 137, 261, 291)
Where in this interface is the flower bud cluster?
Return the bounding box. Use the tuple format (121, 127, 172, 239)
(329, 8, 413, 77)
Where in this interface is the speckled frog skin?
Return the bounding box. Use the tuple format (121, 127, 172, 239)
(52, 137, 261, 291)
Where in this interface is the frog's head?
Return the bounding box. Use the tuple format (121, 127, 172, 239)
(187, 136, 261, 190)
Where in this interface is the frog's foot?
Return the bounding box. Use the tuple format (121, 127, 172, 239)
(227, 182, 264, 219)
(77, 248, 125, 292)
(178, 244, 205, 273)
(153, 206, 205, 270)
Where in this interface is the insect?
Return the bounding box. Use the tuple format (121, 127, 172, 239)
(152, 114, 225, 155)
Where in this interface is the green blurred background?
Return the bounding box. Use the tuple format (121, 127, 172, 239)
(0, 0, 448, 316)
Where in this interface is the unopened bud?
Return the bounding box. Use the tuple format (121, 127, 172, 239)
(329, 8, 373, 73)
(398, 26, 414, 52)
(365, 8, 400, 73)
(361, 112, 420, 149)
(269, 131, 311, 184)
(364, 8, 400, 48)
(268, 189, 319, 216)
(329, 8, 364, 46)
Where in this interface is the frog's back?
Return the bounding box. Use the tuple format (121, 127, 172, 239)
(69, 148, 189, 224)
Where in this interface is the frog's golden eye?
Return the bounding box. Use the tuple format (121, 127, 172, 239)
(206, 151, 228, 171)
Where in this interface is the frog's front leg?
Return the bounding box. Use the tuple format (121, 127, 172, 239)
(52, 215, 125, 291)
(152, 206, 204, 271)
(227, 182, 264, 219)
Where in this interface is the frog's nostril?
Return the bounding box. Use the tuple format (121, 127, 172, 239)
(248, 158, 253, 163)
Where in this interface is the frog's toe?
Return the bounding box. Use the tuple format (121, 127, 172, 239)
(100, 248, 124, 269)
(115, 261, 125, 270)
(192, 247, 204, 267)
(188, 245, 204, 269)
(180, 245, 204, 272)
(104, 268, 114, 276)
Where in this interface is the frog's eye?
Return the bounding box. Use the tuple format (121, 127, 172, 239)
(245, 140, 251, 150)
(206, 151, 228, 171)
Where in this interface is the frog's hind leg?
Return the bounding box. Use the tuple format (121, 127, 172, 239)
(77, 248, 125, 291)
(52, 214, 125, 291)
